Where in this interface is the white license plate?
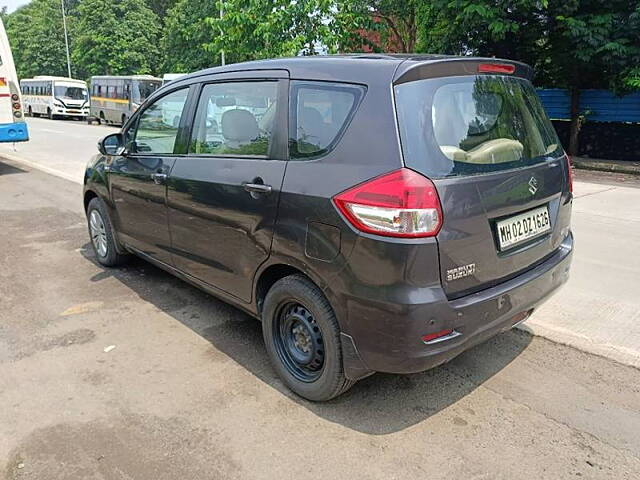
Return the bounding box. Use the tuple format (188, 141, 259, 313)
(496, 206, 551, 250)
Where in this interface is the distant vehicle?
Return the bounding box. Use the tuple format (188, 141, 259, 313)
(20, 76, 89, 120)
(0, 18, 27, 142)
(89, 75, 161, 126)
(162, 73, 186, 85)
(83, 55, 573, 401)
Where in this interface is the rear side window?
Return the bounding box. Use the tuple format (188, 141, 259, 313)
(395, 76, 562, 178)
(289, 81, 365, 159)
(190, 81, 278, 157)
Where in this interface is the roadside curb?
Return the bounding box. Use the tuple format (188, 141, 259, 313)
(0, 152, 81, 184)
(517, 322, 640, 371)
(573, 157, 640, 176)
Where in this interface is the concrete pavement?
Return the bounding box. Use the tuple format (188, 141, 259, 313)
(0, 117, 117, 183)
(2, 158, 640, 479)
(526, 180, 640, 367)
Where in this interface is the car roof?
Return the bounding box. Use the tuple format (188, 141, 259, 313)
(177, 54, 531, 86)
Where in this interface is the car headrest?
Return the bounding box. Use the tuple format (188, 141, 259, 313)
(301, 107, 324, 130)
(221, 109, 259, 142)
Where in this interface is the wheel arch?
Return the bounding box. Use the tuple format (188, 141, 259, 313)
(83, 189, 98, 213)
(254, 263, 308, 316)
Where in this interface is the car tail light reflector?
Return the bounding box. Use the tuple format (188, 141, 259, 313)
(333, 168, 443, 238)
(565, 154, 573, 193)
(422, 329, 454, 343)
(478, 63, 515, 74)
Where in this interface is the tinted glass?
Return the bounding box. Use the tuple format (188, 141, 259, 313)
(289, 81, 364, 159)
(133, 88, 188, 154)
(190, 81, 278, 157)
(54, 85, 88, 100)
(395, 76, 562, 177)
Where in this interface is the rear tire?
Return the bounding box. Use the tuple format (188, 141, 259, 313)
(262, 274, 355, 401)
(86, 197, 128, 267)
(98, 111, 105, 125)
(121, 114, 127, 126)
(27, 106, 32, 117)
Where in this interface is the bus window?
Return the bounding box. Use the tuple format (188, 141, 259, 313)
(133, 80, 161, 105)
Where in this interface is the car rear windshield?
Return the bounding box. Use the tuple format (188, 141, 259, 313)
(394, 75, 562, 178)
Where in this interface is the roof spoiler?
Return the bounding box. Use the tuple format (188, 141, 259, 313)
(393, 58, 533, 85)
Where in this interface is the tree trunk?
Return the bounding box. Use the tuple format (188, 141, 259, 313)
(568, 87, 581, 157)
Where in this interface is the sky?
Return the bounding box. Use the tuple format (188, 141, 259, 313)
(2, 0, 30, 13)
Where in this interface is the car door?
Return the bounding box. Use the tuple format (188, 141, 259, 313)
(167, 73, 288, 302)
(108, 86, 191, 265)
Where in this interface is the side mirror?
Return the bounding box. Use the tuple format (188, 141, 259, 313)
(98, 133, 125, 156)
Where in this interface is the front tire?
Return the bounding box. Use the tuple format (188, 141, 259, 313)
(47, 108, 54, 120)
(262, 274, 355, 401)
(86, 197, 127, 267)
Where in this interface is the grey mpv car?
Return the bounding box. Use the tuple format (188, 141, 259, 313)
(83, 55, 573, 401)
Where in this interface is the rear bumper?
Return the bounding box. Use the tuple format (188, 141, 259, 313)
(342, 232, 573, 376)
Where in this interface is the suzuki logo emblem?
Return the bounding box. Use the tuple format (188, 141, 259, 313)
(528, 176, 539, 195)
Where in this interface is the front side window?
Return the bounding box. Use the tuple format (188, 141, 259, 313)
(289, 81, 364, 159)
(190, 81, 278, 157)
(133, 88, 189, 155)
(395, 75, 562, 177)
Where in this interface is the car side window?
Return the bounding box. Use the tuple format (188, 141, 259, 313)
(289, 81, 365, 159)
(132, 88, 189, 155)
(189, 81, 278, 157)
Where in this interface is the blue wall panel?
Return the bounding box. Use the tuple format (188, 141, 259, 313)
(536, 88, 640, 123)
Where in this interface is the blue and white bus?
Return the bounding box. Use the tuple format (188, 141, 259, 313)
(0, 18, 28, 142)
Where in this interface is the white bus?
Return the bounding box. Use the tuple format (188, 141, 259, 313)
(162, 73, 186, 85)
(20, 76, 89, 120)
(0, 18, 28, 142)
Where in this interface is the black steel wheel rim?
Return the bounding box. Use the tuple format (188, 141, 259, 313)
(273, 302, 325, 382)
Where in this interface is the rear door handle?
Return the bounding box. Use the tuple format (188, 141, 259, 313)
(243, 183, 272, 194)
(151, 172, 167, 184)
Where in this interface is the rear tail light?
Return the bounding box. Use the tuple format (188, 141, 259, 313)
(333, 168, 443, 238)
(12, 102, 20, 110)
(565, 154, 573, 193)
(478, 63, 515, 74)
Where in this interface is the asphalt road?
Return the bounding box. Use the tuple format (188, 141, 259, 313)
(1, 119, 640, 479)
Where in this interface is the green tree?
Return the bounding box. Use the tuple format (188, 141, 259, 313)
(333, 0, 420, 53)
(206, 0, 338, 63)
(162, 0, 220, 72)
(5, 0, 69, 79)
(71, 0, 161, 78)
(146, 0, 178, 21)
(415, 0, 640, 155)
(544, 0, 640, 154)
(416, 0, 546, 65)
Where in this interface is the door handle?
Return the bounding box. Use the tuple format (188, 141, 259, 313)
(243, 183, 272, 194)
(151, 172, 167, 185)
